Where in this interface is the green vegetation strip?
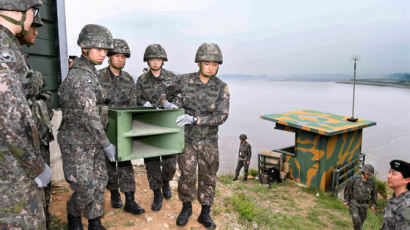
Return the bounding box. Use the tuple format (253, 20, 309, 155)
(219, 174, 384, 230)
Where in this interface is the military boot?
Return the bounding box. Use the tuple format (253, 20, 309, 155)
(67, 214, 83, 230)
(88, 217, 106, 230)
(232, 176, 238, 181)
(198, 205, 216, 228)
(151, 189, 163, 211)
(242, 176, 247, 182)
(176, 202, 192, 226)
(162, 180, 172, 199)
(110, 189, 123, 208)
(124, 191, 145, 215)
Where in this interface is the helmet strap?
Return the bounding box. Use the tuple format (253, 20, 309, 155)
(0, 11, 28, 38)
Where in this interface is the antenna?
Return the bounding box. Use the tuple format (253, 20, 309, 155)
(347, 56, 359, 122)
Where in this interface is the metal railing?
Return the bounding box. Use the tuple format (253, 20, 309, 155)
(331, 154, 365, 196)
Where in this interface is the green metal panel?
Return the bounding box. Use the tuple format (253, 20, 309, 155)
(106, 107, 185, 162)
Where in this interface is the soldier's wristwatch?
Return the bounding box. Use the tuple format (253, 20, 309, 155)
(193, 116, 198, 124)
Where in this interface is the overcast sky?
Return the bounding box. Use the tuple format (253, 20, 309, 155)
(65, 0, 409, 77)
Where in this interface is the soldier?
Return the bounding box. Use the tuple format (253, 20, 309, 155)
(172, 42, 230, 228)
(380, 160, 410, 230)
(232, 134, 252, 182)
(97, 38, 145, 215)
(344, 164, 377, 230)
(58, 24, 116, 230)
(135, 44, 178, 211)
(19, 11, 55, 229)
(0, 0, 52, 229)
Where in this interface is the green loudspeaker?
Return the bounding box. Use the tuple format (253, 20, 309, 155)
(106, 107, 185, 162)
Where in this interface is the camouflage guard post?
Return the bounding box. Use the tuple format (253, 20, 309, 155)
(58, 24, 115, 229)
(261, 110, 376, 191)
(0, 0, 53, 229)
(135, 44, 179, 212)
(98, 38, 145, 215)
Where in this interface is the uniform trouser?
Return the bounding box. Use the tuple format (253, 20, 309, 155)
(60, 143, 108, 219)
(0, 151, 46, 229)
(234, 159, 249, 178)
(349, 204, 368, 230)
(144, 155, 177, 190)
(106, 160, 136, 193)
(178, 138, 219, 206)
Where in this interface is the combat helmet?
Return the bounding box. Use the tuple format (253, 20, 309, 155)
(32, 12, 42, 27)
(239, 134, 247, 140)
(108, 39, 131, 58)
(143, 44, 167, 62)
(362, 164, 374, 175)
(195, 42, 223, 64)
(77, 24, 113, 50)
(0, 0, 43, 11)
(0, 0, 43, 37)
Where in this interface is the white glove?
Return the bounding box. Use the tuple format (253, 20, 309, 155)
(176, 114, 196, 127)
(104, 144, 116, 162)
(143, 101, 153, 107)
(34, 163, 52, 187)
(163, 100, 178, 109)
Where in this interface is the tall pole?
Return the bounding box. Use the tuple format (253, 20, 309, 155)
(348, 57, 358, 122)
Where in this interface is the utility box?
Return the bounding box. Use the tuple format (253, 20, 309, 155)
(261, 109, 376, 191)
(106, 107, 185, 162)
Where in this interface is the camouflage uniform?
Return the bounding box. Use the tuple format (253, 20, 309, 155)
(136, 69, 178, 190)
(175, 72, 230, 205)
(98, 66, 136, 193)
(58, 56, 110, 219)
(344, 175, 377, 230)
(0, 20, 46, 230)
(22, 59, 54, 230)
(380, 190, 410, 230)
(234, 141, 252, 179)
(21, 12, 54, 223)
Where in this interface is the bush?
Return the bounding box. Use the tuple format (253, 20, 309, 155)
(231, 192, 259, 221)
(249, 168, 258, 177)
(375, 179, 387, 199)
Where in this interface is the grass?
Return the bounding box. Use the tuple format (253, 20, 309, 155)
(231, 192, 259, 221)
(49, 215, 67, 229)
(218, 174, 386, 230)
(376, 178, 387, 199)
(104, 221, 117, 228)
(249, 168, 258, 177)
(123, 221, 135, 227)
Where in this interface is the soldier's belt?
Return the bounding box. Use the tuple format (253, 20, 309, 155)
(356, 200, 369, 204)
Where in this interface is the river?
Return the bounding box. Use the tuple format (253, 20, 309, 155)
(217, 78, 410, 180)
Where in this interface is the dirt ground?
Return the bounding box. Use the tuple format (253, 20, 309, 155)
(49, 165, 235, 229)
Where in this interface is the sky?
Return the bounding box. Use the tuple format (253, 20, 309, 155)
(65, 0, 409, 77)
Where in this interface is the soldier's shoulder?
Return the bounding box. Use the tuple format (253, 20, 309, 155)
(162, 68, 176, 77)
(138, 71, 150, 80)
(0, 49, 17, 64)
(66, 69, 95, 86)
(97, 67, 108, 75)
(121, 70, 134, 81)
(215, 77, 229, 95)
